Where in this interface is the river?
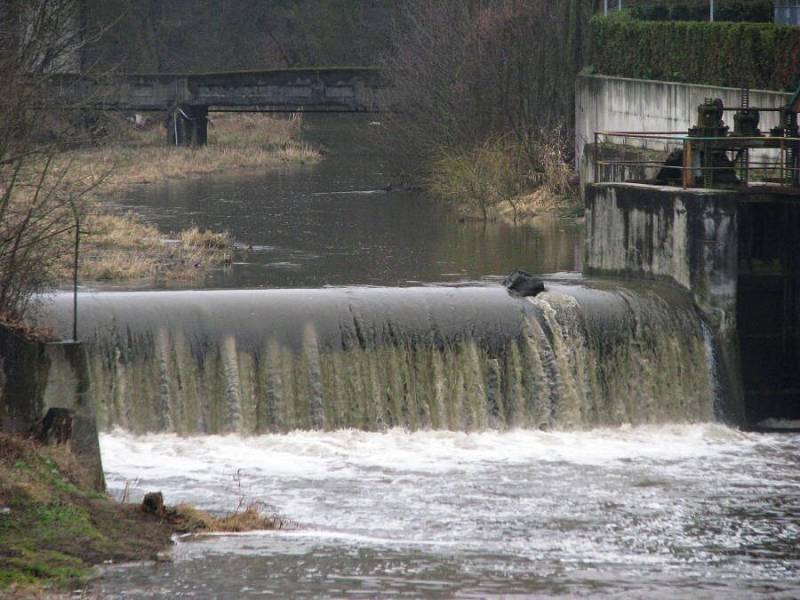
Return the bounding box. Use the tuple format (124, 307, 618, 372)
(115, 115, 582, 289)
(94, 426, 799, 599)
(81, 116, 799, 598)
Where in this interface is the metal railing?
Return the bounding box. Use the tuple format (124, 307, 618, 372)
(597, 1, 733, 22)
(593, 131, 800, 192)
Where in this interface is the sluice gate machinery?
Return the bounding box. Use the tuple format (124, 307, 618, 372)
(594, 84, 800, 192)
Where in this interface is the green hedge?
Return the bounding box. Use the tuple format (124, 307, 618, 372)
(628, 1, 772, 22)
(591, 15, 800, 91)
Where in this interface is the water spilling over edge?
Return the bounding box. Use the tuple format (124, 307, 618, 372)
(38, 284, 716, 433)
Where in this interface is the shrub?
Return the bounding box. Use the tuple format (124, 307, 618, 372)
(626, 0, 773, 22)
(428, 130, 576, 222)
(590, 14, 800, 91)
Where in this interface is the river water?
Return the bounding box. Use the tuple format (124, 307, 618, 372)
(94, 427, 799, 599)
(115, 116, 582, 289)
(86, 117, 800, 598)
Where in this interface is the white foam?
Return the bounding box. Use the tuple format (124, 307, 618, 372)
(97, 425, 800, 596)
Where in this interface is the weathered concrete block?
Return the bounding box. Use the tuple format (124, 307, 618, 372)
(0, 328, 104, 491)
(585, 183, 738, 326)
(585, 182, 745, 426)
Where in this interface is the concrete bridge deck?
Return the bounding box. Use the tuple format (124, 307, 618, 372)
(49, 67, 388, 145)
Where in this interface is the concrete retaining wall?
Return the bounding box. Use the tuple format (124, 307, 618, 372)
(0, 327, 104, 490)
(585, 183, 739, 323)
(585, 182, 746, 424)
(576, 74, 792, 193)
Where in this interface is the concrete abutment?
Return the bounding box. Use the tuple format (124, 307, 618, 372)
(167, 104, 209, 147)
(586, 182, 799, 428)
(0, 327, 104, 490)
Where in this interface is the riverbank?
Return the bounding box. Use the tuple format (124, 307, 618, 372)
(71, 113, 320, 193)
(495, 189, 583, 225)
(61, 114, 320, 285)
(446, 188, 583, 226)
(0, 433, 280, 597)
(426, 135, 582, 226)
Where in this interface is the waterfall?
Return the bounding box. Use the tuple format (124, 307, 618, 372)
(38, 284, 717, 434)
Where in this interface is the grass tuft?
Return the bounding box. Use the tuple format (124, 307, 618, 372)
(75, 212, 233, 283)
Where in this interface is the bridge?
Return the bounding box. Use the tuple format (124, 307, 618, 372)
(50, 67, 388, 146)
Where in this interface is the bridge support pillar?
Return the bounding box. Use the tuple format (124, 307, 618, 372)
(167, 105, 208, 147)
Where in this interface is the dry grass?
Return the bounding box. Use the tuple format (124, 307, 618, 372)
(0, 317, 57, 343)
(169, 502, 284, 534)
(75, 211, 232, 283)
(65, 113, 320, 193)
(495, 188, 582, 225)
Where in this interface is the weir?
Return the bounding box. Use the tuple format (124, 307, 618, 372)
(40, 284, 718, 434)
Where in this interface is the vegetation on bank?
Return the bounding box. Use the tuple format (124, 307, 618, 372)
(71, 113, 319, 192)
(591, 13, 800, 91)
(0, 433, 281, 596)
(63, 113, 317, 284)
(77, 213, 232, 282)
(428, 134, 579, 223)
(383, 2, 588, 222)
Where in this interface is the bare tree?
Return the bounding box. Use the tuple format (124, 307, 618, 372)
(382, 0, 594, 160)
(0, 0, 96, 323)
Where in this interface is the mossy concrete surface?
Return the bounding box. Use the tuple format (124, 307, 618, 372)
(0, 325, 104, 491)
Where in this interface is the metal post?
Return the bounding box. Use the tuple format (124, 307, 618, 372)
(781, 138, 786, 185)
(594, 132, 599, 183)
(618, 0, 622, 11)
(683, 139, 692, 188)
(604, 0, 608, 16)
(72, 214, 79, 342)
(710, 0, 715, 22)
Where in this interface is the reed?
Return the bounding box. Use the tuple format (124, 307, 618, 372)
(77, 211, 232, 283)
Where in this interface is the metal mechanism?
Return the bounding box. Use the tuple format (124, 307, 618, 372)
(593, 82, 800, 192)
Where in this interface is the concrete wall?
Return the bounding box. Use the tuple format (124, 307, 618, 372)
(585, 183, 746, 424)
(585, 183, 739, 324)
(585, 182, 800, 426)
(0, 327, 104, 490)
(576, 74, 793, 192)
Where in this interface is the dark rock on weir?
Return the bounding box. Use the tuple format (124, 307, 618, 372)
(503, 270, 545, 297)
